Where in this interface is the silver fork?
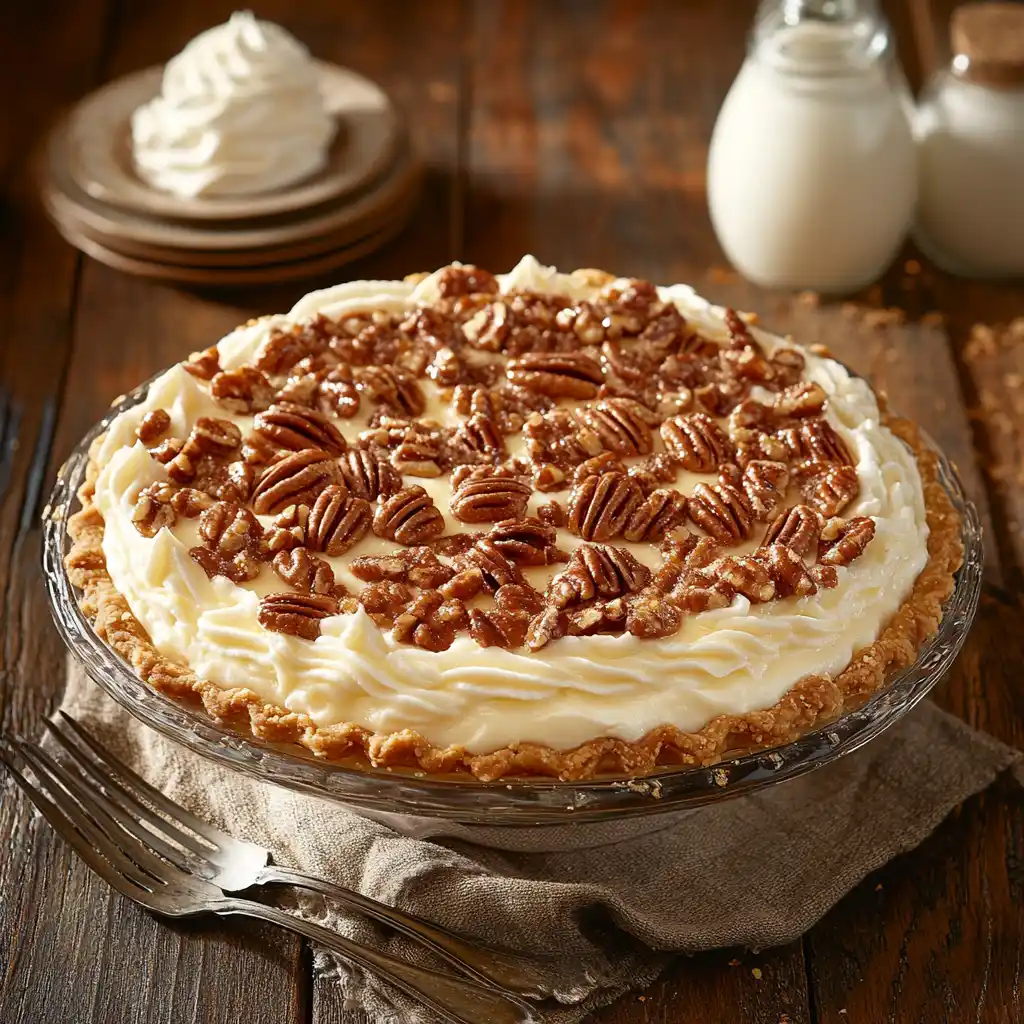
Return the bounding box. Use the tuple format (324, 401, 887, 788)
(0, 731, 536, 1024)
(42, 712, 546, 998)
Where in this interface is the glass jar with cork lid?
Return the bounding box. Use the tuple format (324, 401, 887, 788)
(915, 2, 1024, 278)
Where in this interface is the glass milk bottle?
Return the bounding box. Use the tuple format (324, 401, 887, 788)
(915, 3, 1024, 278)
(707, 0, 917, 293)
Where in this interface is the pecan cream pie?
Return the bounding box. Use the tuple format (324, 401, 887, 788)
(66, 257, 962, 780)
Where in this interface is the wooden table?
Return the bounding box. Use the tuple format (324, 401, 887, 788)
(2, 1, 1021, 1021)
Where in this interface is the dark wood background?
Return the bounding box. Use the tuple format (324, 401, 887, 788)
(2, 1, 1022, 1021)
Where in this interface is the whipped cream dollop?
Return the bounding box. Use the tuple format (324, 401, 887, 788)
(131, 11, 336, 198)
(93, 257, 930, 755)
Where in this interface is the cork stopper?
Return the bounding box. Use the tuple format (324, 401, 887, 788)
(951, 3, 1024, 87)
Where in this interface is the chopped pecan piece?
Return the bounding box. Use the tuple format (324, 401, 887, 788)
(258, 593, 340, 641)
(760, 505, 824, 557)
(459, 539, 526, 592)
(468, 606, 529, 649)
(255, 322, 328, 376)
(383, 420, 445, 477)
(450, 414, 505, 457)
(575, 398, 655, 456)
(625, 590, 682, 638)
(430, 532, 482, 557)
(198, 501, 263, 556)
(526, 607, 567, 651)
(210, 366, 275, 414)
(450, 468, 532, 524)
(272, 548, 338, 596)
(565, 599, 628, 637)
(131, 482, 177, 538)
(182, 346, 221, 380)
(687, 479, 753, 543)
(532, 463, 567, 492)
(353, 365, 426, 417)
(573, 452, 628, 483)
(137, 410, 171, 445)
(548, 544, 651, 608)
(436, 264, 499, 297)
(801, 464, 860, 517)
(741, 460, 790, 521)
(318, 367, 361, 418)
(252, 449, 338, 515)
(624, 488, 688, 542)
(393, 592, 467, 652)
(506, 351, 604, 399)
(253, 402, 347, 456)
(810, 564, 839, 589)
(170, 487, 214, 518)
(660, 413, 731, 473)
(487, 517, 566, 566)
(669, 574, 735, 614)
(566, 472, 644, 541)
(627, 452, 680, 494)
(719, 340, 774, 382)
(188, 417, 244, 458)
(818, 516, 876, 566)
(350, 547, 453, 589)
(150, 437, 184, 465)
(306, 485, 372, 557)
(706, 555, 775, 603)
(373, 486, 445, 545)
(337, 448, 400, 500)
(760, 543, 817, 598)
(262, 503, 310, 553)
(769, 346, 806, 387)
(440, 567, 486, 601)
(359, 580, 414, 621)
(536, 500, 567, 528)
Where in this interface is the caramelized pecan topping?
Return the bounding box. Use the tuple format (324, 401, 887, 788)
(137, 409, 171, 445)
(210, 366, 275, 414)
(272, 547, 338, 596)
(182, 346, 221, 380)
(450, 468, 531, 524)
(687, 479, 753, 543)
(337, 448, 400, 500)
(353, 365, 426, 417)
(818, 516, 876, 566)
(741, 460, 790, 521)
(350, 547, 453, 589)
(548, 545, 651, 608)
(306, 485, 372, 557)
(258, 593, 340, 640)
(705, 554, 775, 603)
(252, 449, 337, 515)
(567, 472, 644, 541)
(575, 398, 654, 456)
(131, 482, 177, 537)
(506, 351, 604, 399)
(262, 503, 310, 553)
(760, 543, 817, 598)
(487, 517, 566, 566)
(373, 486, 445, 545)
(190, 501, 264, 582)
(436, 264, 499, 297)
(761, 505, 823, 557)
(660, 413, 731, 472)
(459, 539, 527, 592)
(253, 402, 347, 456)
(623, 488, 688, 542)
(801, 464, 860, 517)
(393, 592, 468, 652)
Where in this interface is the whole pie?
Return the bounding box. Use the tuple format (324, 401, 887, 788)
(66, 257, 962, 780)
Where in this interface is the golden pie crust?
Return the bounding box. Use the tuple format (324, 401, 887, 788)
(66, 412, 961, 782)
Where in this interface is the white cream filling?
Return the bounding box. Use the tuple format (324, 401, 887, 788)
(92, 257, 929, 753)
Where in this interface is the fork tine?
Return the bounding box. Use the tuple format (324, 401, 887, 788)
(45, 718, 211, 860)
(15, 740, 183, 889)
(55, 711, 225, 846)
(5, 742, 160, 894)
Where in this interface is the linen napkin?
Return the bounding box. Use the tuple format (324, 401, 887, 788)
(58, 663, 1022, 1024)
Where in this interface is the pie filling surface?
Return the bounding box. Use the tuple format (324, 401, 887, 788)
(69, 256, 961, 779)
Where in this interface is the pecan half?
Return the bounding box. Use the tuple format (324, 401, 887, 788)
(487, 517, 565, 566)
(566, 472, 644, 541)
(506, 352, 604, 399)
(131, 482, 177, 537)
(258, 593, 340, 641)
(818, 516, 876, 566)
(359, 580, 414, 621)
(373, 486, 445, 545)
(353, 365, 425, 417)
(450, 468, 531, 524)
(170, 487, 215, 518)
(625, 589, 682, 638)
(272, 547, 338, 596)
(393, 592, 467, 652)
(774, 381, 826, 418)
(548, 544, 651, 608)
(459, 539, 526, 592)
(440, 567, 486, 601)
(573, 452, 628, 484)
(182, 346, 221, 380)
(306, 485, 372, 556)
(575, 398, 654, 456)
(687, 479, 753, 543)
(742, 460, 790, 521)
(450, 414, 505, 458)
(525, 607, 567, 651)
(137, 409, 171, 446)
(337, 448, 400, 500)
(760, 543, 817, 598)
(198, 501, 264, 556)
(253, 402, 347, 456)
(210, 366, 275, 414)
(660, 413, 731, 473)
(783, 419, 853, 469)
(252, 449, 337, 515)
(801, 464, 859, 517)
(319, 367, 361, 418)
(760, 505, 823, 557)
(623, 488, 688, 542)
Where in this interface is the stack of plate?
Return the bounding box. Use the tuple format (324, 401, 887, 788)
(40, 64, 420, 286)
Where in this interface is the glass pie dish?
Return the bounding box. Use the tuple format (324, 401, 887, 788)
(43, 378, 983, 848)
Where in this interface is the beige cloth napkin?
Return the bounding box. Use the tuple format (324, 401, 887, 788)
(59, 663, 1022, 1024)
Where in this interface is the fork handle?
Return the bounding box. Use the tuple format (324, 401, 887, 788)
(257, 864, 547, 997)
(214, 897, 534, 1024)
